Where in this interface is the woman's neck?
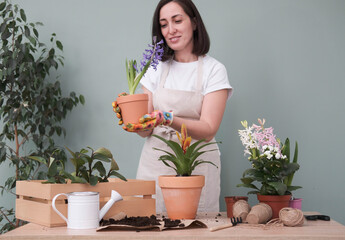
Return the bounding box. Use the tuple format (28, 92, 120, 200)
(173, 52, 198, 63)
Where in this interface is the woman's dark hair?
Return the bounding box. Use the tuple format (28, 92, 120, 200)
(152, 0, 210, 61)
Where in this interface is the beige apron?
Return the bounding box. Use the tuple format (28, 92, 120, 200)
(136, 56, 221, 213)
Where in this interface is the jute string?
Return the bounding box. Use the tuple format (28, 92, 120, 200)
(234, 207, 304, 229)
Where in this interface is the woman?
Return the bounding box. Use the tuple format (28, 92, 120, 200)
(118, 0, 232, 213)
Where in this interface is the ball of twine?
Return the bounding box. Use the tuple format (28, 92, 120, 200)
(279, 207, 304, 227)
(233, 200, 251, 221)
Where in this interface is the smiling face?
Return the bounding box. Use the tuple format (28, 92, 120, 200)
(159, 1, 196, 61)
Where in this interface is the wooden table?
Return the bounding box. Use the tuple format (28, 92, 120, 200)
(1, 212, 345, 240)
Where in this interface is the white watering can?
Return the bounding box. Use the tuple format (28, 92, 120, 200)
(52, 190, 123, 229)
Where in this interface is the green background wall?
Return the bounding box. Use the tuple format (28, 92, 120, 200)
(1, 0, 344, 225)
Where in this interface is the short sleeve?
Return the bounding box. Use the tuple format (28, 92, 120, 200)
(203, 57, 233, 99)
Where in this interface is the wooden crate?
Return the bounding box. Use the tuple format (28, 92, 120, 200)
(16, 179, 156, 227)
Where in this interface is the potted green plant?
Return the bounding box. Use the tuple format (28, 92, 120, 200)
(29, 146, 127, 185)
(113, 37, 164, 125)
(237, 119, 301, 218)
(152, 123, 218, 220)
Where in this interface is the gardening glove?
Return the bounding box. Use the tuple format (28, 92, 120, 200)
(123, 110, 173, 132)
(112, 92, 128, 125)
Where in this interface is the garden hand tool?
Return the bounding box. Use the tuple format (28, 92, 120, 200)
(112, 92, 128, 125)
(123, 110, 173, 132)
(209, 217, 242, 232)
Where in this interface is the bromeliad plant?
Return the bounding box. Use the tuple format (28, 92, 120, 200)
(153, 123, 218, 176)
(237, 119, 301, 196)
(126, 36, 164, 94)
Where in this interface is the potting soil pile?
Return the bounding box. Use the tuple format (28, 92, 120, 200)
(97, 213, 207, 232)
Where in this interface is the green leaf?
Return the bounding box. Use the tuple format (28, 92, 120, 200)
(48, 161, 58, 177)
(92, 161, 106, 176)
(20, 9, 26, 22)
(287, 185, 302, 192)
(108, 170, 127, 181)
(89, 175, 98, 186)
(0, 2, 6, 11)
(240, 177, 254, 185)
(236, 183, 259, 190)
(94, 147, 113, 158)
(56, 40, 63, 51)
(110, 158, 119, 171)
(79, 95, 85, 104)
(28, 156, 47, 165)
(93, 153, 111, 162)
(267, 182, 287, 195)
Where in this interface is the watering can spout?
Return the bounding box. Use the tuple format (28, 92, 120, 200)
(99, 190, 123, 220)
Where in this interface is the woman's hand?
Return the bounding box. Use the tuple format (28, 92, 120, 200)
(112, 92, 128, 125)
(123, 110, 173, 132)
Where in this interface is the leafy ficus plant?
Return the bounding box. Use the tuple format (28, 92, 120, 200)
(0, 0, 84, 233)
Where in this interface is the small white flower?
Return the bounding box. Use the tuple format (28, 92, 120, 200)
(275, 153, 281, 159)
(273, 147, 279, 152)
(266, 153, 273, 159)
(268, 145, 273, 151)
(281, 155, 287, 159)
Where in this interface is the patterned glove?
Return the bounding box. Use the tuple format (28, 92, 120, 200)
(123, 110, 173, 132)
(112, 92, 128, 125)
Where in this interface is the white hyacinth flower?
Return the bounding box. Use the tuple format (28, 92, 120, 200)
(275, 153, 281, 159)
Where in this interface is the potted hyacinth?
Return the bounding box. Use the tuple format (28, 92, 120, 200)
(113, 37, 164, 125)
(237, 119, 301, 218)
(153, 124, 218, 220)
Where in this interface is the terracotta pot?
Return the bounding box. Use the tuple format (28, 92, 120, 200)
(158, 175, 205, 220)
(289, 198, 303, 210)
(224, 196, 248, 218)
(257, 194, 291, 219)
(116, 94, 148, 125)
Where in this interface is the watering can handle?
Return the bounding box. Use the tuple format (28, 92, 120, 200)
(52, 193, 69, 224)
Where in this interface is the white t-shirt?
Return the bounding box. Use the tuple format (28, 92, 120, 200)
(140, 55, 233, 98)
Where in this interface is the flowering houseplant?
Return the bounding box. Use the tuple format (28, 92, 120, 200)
(126, 36, 164, 94)
(152, 123, 218, 176)
(237, 119, 301, 195)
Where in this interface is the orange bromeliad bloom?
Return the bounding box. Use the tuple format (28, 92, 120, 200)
(176, 123, 192, 154)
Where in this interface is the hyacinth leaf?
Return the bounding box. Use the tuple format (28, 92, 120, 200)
(131, 60, 151, 94)
(267, 182, 287, 195)
(126, 59, 130, 89)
